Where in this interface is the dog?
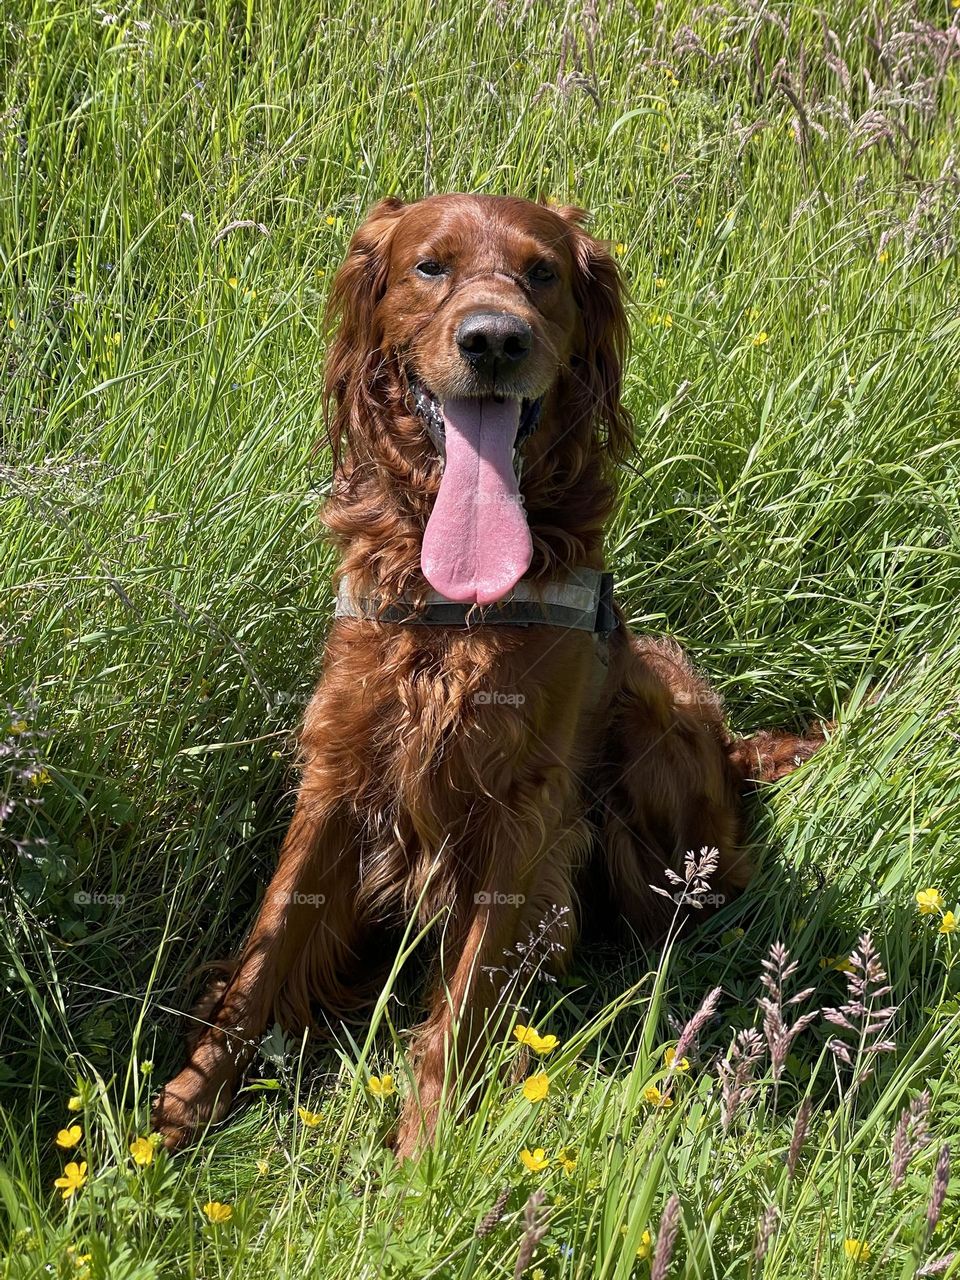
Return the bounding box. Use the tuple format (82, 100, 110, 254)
(153, 194, 825, 1158)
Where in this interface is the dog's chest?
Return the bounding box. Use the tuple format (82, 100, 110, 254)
(361, 629, 608, 818)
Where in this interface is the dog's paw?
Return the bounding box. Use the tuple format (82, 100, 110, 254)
(392, 1115, 428, 1164)
(393, 1083, 443, 1162)
(151, 1064, 235, 1151)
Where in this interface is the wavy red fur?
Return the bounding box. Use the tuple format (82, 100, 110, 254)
(153, 194, 827, 1158)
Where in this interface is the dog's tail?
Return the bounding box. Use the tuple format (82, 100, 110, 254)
(727, 722, 830, 788)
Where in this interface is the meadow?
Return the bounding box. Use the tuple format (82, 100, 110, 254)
(2, 0, 960, 1275)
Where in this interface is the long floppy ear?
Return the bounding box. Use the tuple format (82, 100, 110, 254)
(323, 197, 406, 466)
(567, 224, 634, 464)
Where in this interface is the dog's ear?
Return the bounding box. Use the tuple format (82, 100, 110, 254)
(324, 198, 406, 459)
(567, 223, 633, 463)
(552, 203, 589, 227)
(323, 198, 407, 468)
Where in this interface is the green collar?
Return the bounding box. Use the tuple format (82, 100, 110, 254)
(335, 568, 617, 634)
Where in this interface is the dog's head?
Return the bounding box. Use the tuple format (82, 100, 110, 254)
(325, 194, 631, 603)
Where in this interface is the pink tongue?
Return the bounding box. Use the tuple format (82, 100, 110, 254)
(421, 397, 533, 605)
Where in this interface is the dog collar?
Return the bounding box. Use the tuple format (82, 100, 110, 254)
(335, 568, 617, 634)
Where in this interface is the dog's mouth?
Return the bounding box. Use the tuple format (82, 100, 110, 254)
(406, 373, 543, 606)
(406, 373, 542, 462)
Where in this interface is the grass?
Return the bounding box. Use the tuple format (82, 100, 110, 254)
(2, 0, 960, 1274)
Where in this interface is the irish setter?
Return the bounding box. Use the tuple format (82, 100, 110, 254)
(153, 194, 824, 1157)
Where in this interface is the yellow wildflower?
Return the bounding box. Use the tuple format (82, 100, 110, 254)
(297, 1106, 323, 1126)
(556, 1147, 577, 1175)
(255, 1159, 269, 1175)
(877, 250, 889, 264)
(843, 1239, 871, 1262)
(637, 1229, 653, 1259)
(753, 331, 769, 346)
(520, 1147, 550, 1172)
(522, 1072, 549, 1103)
(67, 1095, 82, 1113)
(664, 1049, 690, 1072)
(228, 277, 238, 288)
(56, 1126, 82, 1150)
(917, 888, 945, 915)
(513, 1024, 559, 1055)
(54, 1162, 87, 1200)
(203, 1201, 233, 1224)
(326, 215, 336, 226)
(367, 1074, 395, 1098)
(615, 242, 626, 256)
(939, 911, 956, 934)
(643, 1085, 673, 1108)
(129, 1137, 153, 1167)
(8, 720, 27, 734)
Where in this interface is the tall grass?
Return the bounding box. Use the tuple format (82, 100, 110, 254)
(1, 0, 959, 1275)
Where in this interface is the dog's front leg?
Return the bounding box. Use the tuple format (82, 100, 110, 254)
(394, 791, 586, 1161)
(153, 792, 361, 1149)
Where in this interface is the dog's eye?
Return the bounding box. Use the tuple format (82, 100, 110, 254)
(415, 260, 447, 278)
(528, 261, 556, 284)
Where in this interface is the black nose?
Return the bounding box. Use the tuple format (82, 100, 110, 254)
(455, 311, 533, 370)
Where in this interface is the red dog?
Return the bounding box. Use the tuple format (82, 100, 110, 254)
(154, 194, 824, 1157)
